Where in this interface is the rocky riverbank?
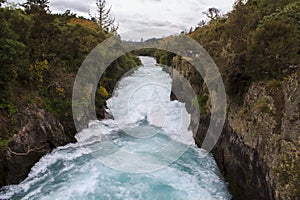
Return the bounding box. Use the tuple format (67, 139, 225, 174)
(169, 58, 300, 199)
(1, 107, 74, 185)
(0, 65, 139, 187)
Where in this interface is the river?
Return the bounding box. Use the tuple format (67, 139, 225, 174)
(0, 57, 231, 200)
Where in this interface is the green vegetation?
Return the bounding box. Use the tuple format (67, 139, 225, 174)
(255, 96, 273, 113)
(0, 138, 12, 151)
(153, 0, 299, 103)
(266, 79, 282, 89)
(274, 143, 300, 198)
(154, 50, 175, 66)
(196, 94, 209, 114)
(0, 0, 140, 149)
(0, 101, 18, 116)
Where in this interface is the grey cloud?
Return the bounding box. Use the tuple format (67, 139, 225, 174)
(51, 0, 92, 13)
(11, 0, 235, 40)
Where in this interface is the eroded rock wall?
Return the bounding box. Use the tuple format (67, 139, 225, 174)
(171, 57, 300, 199)
(1, 108, 73, 185)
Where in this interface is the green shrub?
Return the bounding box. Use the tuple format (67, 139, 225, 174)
(0, 101, 18, 116)
(197, 94, 209, 114)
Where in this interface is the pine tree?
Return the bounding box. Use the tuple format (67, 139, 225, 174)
(91, 0, 118, 33)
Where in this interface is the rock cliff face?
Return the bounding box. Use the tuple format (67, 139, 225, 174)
(199, 75, 300, 200)
(1, 108, 74, 186)
(170, 58, 300, 199)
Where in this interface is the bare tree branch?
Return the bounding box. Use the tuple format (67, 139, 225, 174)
(7, 145, 48, 156)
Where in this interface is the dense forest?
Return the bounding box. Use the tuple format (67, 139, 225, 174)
(0, 0, 140, 184)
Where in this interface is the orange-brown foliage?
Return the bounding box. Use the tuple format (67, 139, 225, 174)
(68, 18, 99, 32)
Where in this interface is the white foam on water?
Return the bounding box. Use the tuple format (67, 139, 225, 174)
(0, 57, 231, 200)
(107, 57, 194, 145)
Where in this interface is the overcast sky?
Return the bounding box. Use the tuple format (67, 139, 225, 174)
(11, 0, 235, 40)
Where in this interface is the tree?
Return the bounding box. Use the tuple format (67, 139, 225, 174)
(203, 7, 220, 20)
(91, 0, 118, 33)
(22, 0, 50, 14)
(0, 10, 29, 88)
(0, 0, 7, 7)
(197, 20, 206, 27)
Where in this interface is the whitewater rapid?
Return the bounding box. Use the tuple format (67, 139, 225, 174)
(0, 57, 231, 200)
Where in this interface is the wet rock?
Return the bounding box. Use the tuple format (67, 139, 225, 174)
(2, 108, 72, 186)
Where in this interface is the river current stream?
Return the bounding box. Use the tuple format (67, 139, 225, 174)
(0, 57, 231, 200)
